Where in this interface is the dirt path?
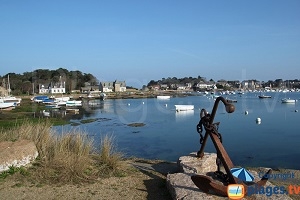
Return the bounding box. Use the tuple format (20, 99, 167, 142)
(0, 160, 178, 200)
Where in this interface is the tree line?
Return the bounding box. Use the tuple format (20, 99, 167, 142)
(147, 76, 300, 90)
(0, 68, 98, 95)
(147, 76, 210, 87)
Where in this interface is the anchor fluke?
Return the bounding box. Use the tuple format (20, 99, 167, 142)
(191, 175, 228, 197)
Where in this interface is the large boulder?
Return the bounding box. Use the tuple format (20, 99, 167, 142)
(167, 152, 292, 200)
(0, 140, 38, 172)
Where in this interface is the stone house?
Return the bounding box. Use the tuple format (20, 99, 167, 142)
(99, 80, 126, 92)
(114, 80, 126, 92)
(80, 86, 100, 93)
(99, 82, 114, 92)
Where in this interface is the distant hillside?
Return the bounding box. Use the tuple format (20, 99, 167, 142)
(0, 68, 98, 95)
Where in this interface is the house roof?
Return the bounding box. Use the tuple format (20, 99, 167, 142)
(115, 80, 126, 87)
(100, 82, 114, 88)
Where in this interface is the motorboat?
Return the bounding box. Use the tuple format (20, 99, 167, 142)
(157, 95, 171, 100)
(54, 96, 70, 102)
(32, 95, 49, 103)
(43, 98, 54, 104)
(175, 105, 194, 111)
(281, 98, 297, 103)
(0, 96, 22, 105)
(66, 100, 82, 107)
(0, 99, 16, 110)
(258, 95, 271, 99)
(226, 99, 237, 103)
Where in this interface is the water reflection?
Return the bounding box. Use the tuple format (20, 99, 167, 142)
(175, 110, 195, 122)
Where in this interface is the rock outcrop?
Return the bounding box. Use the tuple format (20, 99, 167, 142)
(167, 152, 292, 200)
(0, 140, 38, 172)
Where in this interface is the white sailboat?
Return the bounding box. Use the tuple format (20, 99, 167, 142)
(0, 99, 16, 109)
(0, 75, 22, 105)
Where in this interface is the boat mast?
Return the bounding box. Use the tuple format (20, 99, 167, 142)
(7, 74, 11, 96)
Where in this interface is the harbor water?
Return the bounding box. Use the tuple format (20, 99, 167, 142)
(54, 92, 300, 170)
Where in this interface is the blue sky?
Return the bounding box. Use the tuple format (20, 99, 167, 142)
(1, 0, 299, 88)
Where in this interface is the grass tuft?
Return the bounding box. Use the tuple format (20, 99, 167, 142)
(94, 134, 124, 177)
(0, 121, 125, 184)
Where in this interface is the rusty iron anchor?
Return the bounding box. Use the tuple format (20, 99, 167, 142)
(191, 96, 272, 196)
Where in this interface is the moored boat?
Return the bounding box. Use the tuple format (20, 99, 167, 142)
(281, 98, 297, 103)
(0, 96, 22, 105)
(66, 100, 82, 107)
(175, 105, 194, 111)
(157, 95, 171, 100)
(0, 99, 16, 110)
(32, 95, 49, 103)
(258, 95, 272, 99)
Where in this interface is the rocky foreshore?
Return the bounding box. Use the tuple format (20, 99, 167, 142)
(1, 140, 299, 200)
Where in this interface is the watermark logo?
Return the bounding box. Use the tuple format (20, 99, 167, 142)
(227, 184, 245, 199)
(258, 171, 295, 180)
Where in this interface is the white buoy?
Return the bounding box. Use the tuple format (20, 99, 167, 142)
(245, 111, 249, 115)
(142, 102, 144, 104)
(165, 104, 167, 107)
(256, 117, 261, 123)
(128, 103, 130, 106)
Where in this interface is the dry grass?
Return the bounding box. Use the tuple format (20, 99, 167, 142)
(94, 135, 124, 177)
(0, 120, 125, 184)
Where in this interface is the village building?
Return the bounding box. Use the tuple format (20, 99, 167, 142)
(176, 84, 186, 90)
(99, 80, 126, 92)
(114, 80, 126, 92)
(39, 82, 66, 94)
(80, 82, 100, 93)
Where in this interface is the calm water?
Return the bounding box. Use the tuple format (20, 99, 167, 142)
(54, 92, 300, 170)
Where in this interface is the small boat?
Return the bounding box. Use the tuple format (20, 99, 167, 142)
(226, 99, 237, 103)
(175, 105, 194, 111)
(258, 95, 272, 99)
(0, 99, 16, 110)
(157, 95, 171, 100)
(43, 98, 54, 104)
(66, 100, 82, 107)
(281, 98, 297, 103)
(0, 96, 22, 105)
(32, 95, 49, 103)
(100, 93, 107, 100)
(54, 96, 70, 102)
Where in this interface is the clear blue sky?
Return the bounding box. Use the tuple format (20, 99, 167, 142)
(1, 0, 299, 88)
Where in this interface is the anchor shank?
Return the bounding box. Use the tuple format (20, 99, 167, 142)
(197, 132, 209, 158)
(209, 132, 237, 183)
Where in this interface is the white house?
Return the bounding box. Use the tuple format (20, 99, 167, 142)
(39, 82, 66, 94)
